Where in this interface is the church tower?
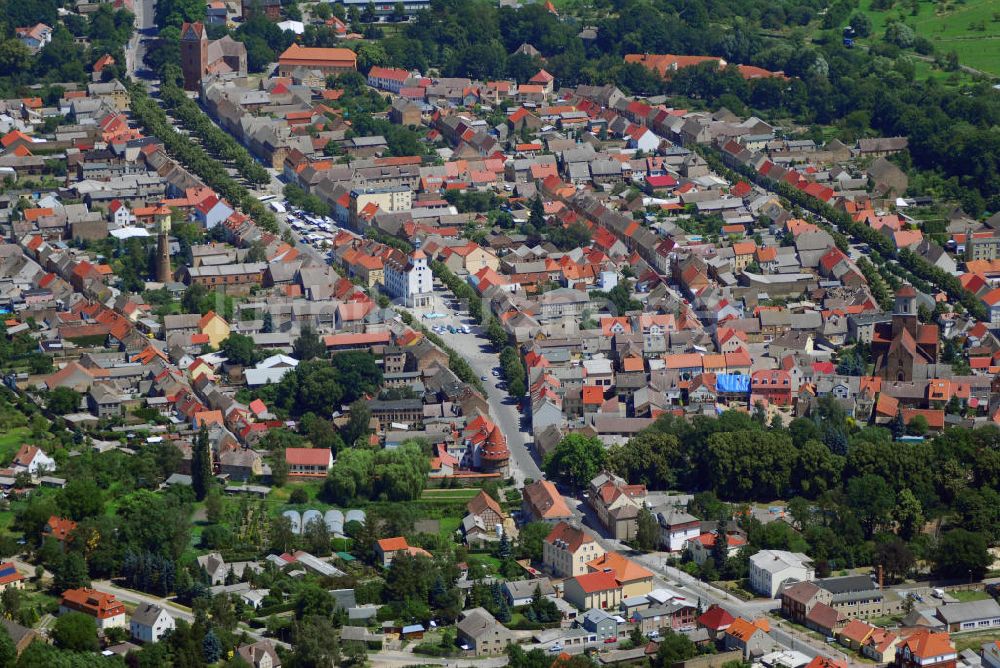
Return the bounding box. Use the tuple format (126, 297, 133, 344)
(891, 284, 918, 340)
(180, 22, 208, 92)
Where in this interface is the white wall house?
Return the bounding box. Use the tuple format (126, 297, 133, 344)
(130, 603, 175, 643)
(384, 248, 433, 308)
(749, 549, 814, 598)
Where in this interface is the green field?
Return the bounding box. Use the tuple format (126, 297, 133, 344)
(420, 488, 480, 501)
(0, 427, 30, 464)
(950, 589, 992, 602)
(859, 0, 1000, 76)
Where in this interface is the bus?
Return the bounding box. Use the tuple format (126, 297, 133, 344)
(257, 194, 276, 202)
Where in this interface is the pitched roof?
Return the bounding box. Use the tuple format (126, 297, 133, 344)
(545, 521, 596, 553)
(523, 480, 572, 519)
(377, 536, 409, 552)
(698, 605, 735, 630)
(585, 551, 653, 583)
(570, 570, 620, 594)
(285, 448, 332, 467)
(898, 629, 954, 659)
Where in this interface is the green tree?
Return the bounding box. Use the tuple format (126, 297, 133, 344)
(875, 538, 914, 583)
(47, 387, 81, 415)
(543, 433, 607, 489)
(652, 628, 697, 667)
(205, 488, 223, 523)
(293, 615, 341, 667)
(517, 522, 551, 562)
(529, 195, 545, 229)
(57, 479, 104, 521)
(53, 552, 90, 593)
(0, 624, 14, 667)
(342, 399, 371, 447)
(906, 414, 929, 436)
(635, 505, 660, 551)
(52, 611, 99, 652)
(609, 431, 682, 489)
(271, 450, 289, 487)
(893, 488, 924, 540)
(292, 325, 326, 360)
(485, 317, 507, 349)
(191, 425, 212, 501)
(202, 628, 222, 663)
(847, 474, 895, 538)
(935, 529, 991, 580)
(219, 332, 262, 366)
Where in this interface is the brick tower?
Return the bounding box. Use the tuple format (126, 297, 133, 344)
(155, 212, 172, 283)
(180, 21, 208, 91)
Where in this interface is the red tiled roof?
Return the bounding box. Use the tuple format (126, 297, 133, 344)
(285, 448, 332, 467)
(571, 570, 620, 594)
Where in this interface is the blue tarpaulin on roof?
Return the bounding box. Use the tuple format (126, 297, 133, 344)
(715, 373, 750, 394)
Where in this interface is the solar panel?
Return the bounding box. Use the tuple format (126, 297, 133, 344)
(0, 567, 18, 578)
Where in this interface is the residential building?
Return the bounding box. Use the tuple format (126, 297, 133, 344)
(656, 506, 701, 552)
(0, 563, 25, 593)
(383, 247, 433, 308)
(11, 444, 55, 475)
(522, 480, 573, 524)
(585, 552, 654, 599)
(1, 619, 37, 656)
(503, 579, 555, 607)
(130, 603, 175, 643)
(563, 570, 623, 611)
(284, 448, 333, 477)
(374, 536, 430, 568)
(463, 490, 517, 545)
(587, 471, 646, 541)
(631, 601, 698, 634)
(895, 630, 956, 668)
(543, 522, 605, 578)
(724, 618, 772, 658)
(59, 588, 127, 630)
(44, 515, 78, 543)
(456, 607, 515, 656)
(686, 531, 747, 565)
(237, 640, 282, 668)
(581, 608, 619, 641)
(749, 550, 814, 598)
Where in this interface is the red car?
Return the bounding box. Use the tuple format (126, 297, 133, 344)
(604, 637, 617, 644)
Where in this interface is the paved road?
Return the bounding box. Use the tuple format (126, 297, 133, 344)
(94, 580, 195, 622)
(126, 0, 156, 79)
(404, 289, 542, 486)
(93, 580, 288, 648)
(366, 650, 507, 667)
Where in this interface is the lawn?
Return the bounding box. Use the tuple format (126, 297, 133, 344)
(857, 0, 1000, 76)
(420, 488, 480, 501)
(954, 629, 1000, 653)
(438, 516, 462, 539)
(0, 427, 30, 463)
(950, 589, 992, 603)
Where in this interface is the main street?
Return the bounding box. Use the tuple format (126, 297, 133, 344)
(399, 288, 542, 486)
